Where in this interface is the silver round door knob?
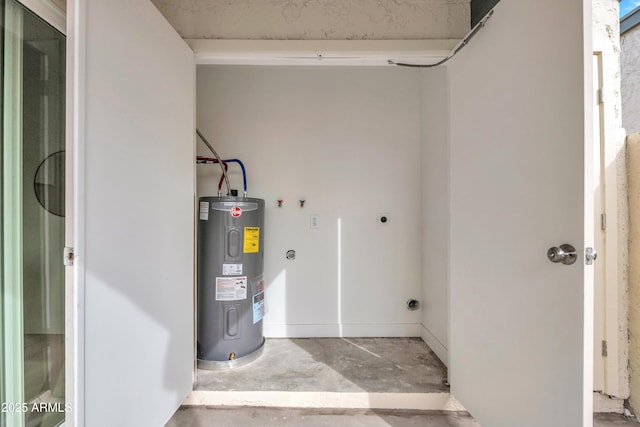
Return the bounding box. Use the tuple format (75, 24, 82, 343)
(547, 244, 577, 265)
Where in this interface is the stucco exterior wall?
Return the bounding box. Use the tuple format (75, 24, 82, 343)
(150, 0, 470, 40)
(621, 7, 640, 416)
(622, 26, 640, 134)
(628, 134, 640, 413)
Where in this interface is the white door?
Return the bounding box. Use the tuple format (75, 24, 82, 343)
(70, 0, 195, 426)
(447, 1, 593, 426)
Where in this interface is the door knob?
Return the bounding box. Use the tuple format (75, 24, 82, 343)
(547, 244, 577, 265)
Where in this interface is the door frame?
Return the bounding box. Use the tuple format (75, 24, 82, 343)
(2, 3, 26, 426)
(17, 0, 64, 34)
(2, 1, 69, 425)
(16, 1, 76, 426)
(592, 48, 629, 401)
(64, 0, 82, 425)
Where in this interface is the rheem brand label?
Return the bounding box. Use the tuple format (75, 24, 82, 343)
(230, 206, 242, 217)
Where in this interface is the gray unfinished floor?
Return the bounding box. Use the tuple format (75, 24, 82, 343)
(166, 408, 478, 427)
(195, 338, 448, 393)
(166, 407, 640, 427)
(171, 338, 640, 426)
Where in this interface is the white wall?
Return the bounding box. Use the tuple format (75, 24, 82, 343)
(420, 67, 450, 365)
(151, 0, 469, 40)
(622, 25, 640, 134)
(196, 65, 423, 337)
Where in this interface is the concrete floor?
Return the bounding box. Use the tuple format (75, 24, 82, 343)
(596, 414, 640, 426)
(166, 407, 640, 427)
(181, 338, 640, 425)
(196, 338, 448, 393)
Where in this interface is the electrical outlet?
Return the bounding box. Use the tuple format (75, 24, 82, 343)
(310, 214, 319, 229)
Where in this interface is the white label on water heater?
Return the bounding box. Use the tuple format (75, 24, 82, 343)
(199, 202, 209, 220)
(253, 291, 265, 324)
(223, 263, 243, 275)
(215, 276, 248, 301)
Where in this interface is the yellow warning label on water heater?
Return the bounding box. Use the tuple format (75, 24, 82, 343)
(243, 227, 260, 253)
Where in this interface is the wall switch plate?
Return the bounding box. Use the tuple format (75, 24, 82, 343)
(310, 214, 319, 229)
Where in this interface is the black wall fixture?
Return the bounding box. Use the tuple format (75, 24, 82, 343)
(34, 150, 65, 217)
(472, 0, 500, 26)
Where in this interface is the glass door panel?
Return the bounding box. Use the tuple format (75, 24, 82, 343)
(1, 1, 65, 426)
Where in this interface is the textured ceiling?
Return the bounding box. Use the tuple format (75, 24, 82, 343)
(151, 0, 470, 40)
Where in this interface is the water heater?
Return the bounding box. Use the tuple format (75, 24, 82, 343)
(197, 196, 265, 369)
